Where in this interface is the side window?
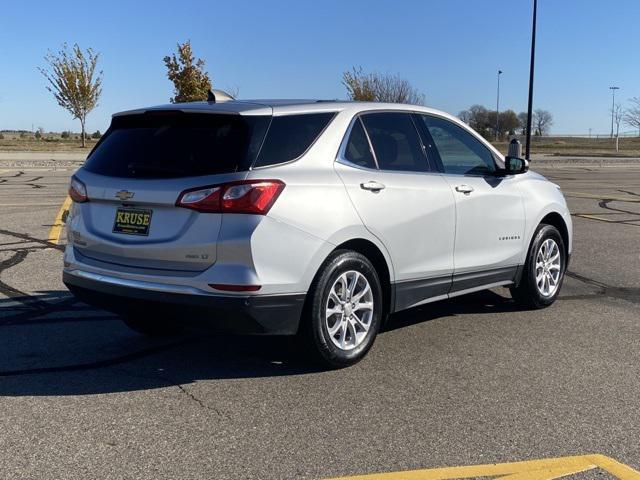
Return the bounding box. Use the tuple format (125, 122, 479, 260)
(344, 118, 376, 169)
(420, 115, 496, 175)
(253, 112, 335, 168)
(360, 112, 428, 172)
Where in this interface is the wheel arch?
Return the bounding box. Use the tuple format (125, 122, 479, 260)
(333, 238, 393, 320)
(539, 211, 570, 261)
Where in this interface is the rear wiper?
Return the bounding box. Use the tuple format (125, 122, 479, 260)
(127, 163, 186, 176)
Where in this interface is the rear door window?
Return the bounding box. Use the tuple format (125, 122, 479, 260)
(360, 112, 429, 172)
(84, 112, 270, 178)
(253, 112, 336, 168)
(343, 118, 377, 169)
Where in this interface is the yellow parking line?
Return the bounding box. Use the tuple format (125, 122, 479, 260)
(565, 192, 640, 203)
(325, 454, 640, 480)
(575, 214, 619, 223)
(47, 196, 72, 244)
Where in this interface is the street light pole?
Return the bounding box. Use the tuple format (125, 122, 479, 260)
(496, 70, 502, 141)
(525, 0, 537, 160)
(609, 86, 619, 138)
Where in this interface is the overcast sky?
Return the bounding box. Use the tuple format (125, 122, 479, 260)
(0, 0, 638, 134)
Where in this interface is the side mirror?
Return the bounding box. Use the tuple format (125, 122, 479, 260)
(502, 156, 529, 175)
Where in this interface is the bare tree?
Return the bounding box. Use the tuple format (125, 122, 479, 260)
(533, 109, 553, 136)
(613, 103, 623, 152)
(39, 43, 102, 147)
(623, 97, 640, 137)
(458, 109, 471, 124)
(224, 85, 240, 99)
(164, 40, 212, 103)
(342, 67, 425, 105)
(517, 112, 528, 135)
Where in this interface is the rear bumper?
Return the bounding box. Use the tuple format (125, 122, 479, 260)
(63, 270, 306, 335)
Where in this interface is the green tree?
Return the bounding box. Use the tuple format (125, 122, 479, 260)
(343, 67, 425, 105)
(499, 109, 519, 137)
(39, 44, 102, 148)
(163, 40, 212, 103)
(459, 105, 491, 138)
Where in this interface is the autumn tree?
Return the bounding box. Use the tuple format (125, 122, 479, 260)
(343, 67, 425, 105)
(39, 44, 102, 148)
(164, 40, 212, 103)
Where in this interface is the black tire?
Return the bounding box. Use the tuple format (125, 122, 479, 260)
(121, 314, 181, 337)
(300, 250, 384, 368)
(510, 224, 566, 309)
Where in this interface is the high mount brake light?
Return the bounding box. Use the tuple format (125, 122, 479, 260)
(69, 176, 88, 203)
(176, 180, 285, 214)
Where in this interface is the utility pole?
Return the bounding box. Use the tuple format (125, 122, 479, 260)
(525, 0, 537, 160)
(609, 86, 619, 138)
(496, 70, 502, 141)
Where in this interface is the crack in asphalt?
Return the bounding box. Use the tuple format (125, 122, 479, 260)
(0, 228, 64, 251)
(0, 250, 47, 308)
(0, 171, 46, 189)
(176, 384, 227, 417)
(618, 189, 640, 197)
(599, 199, 640, 218)
(568, 190, 640, 226)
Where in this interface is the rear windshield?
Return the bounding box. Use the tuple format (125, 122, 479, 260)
(84, 112, 270, 178)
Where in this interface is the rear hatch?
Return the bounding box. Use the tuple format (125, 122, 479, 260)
(74, 110, 271, 273)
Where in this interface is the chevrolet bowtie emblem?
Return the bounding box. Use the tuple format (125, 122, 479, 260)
(115, 190, 135, 201)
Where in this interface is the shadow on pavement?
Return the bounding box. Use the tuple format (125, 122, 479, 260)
(0, 289, 521, 397)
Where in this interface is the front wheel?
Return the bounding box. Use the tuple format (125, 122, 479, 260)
(510, 224, 566, 309)
(301, 250, 383, 368)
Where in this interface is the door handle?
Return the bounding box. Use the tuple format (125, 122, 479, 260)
(360, 181, 386, 192)
(455, 184, 474, 194)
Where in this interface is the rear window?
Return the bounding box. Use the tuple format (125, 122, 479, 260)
(252, 112, 335, 168)
(84, 112, 270, 178)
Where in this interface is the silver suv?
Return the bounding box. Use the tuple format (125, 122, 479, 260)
(63, 99, 572, 367)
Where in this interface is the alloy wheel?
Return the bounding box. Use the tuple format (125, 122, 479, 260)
(325, 270, 374, 351)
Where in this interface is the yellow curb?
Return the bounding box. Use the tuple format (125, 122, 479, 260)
(47, 195, 72, 244)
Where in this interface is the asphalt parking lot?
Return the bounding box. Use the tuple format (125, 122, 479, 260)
(0, 161, 639, 479)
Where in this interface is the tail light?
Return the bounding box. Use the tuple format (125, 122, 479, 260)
(69, 176, 88, 203)
(176, 180, 285, 214)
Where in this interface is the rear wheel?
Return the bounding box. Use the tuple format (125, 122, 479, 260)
(301, 250, 383, 368)
(121, 314, 181, 337)
(510, 224, 566, 309)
